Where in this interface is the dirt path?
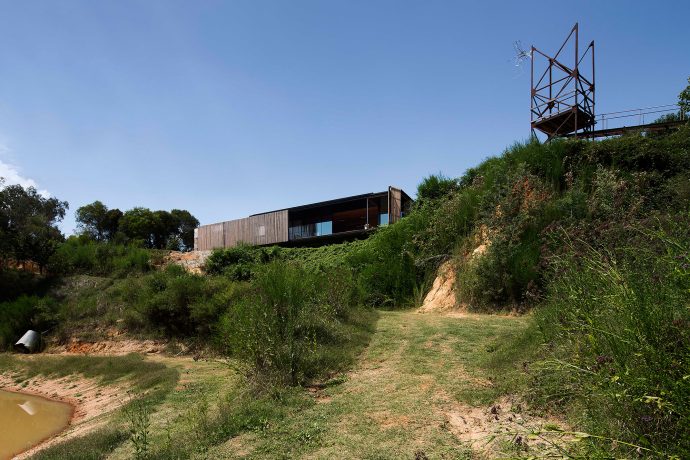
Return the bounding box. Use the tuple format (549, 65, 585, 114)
(210, 310, 569, 459)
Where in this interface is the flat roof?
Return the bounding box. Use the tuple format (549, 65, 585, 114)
(250, 188, 410, 217)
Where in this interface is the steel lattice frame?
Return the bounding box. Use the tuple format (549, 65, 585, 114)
(531, 23, 595, 139)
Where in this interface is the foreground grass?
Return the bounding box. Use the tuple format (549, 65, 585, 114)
(206, 310, 533, 459)
(1, 311, 545, 458)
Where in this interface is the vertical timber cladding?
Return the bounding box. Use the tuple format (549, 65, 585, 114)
(196, 210, 289, 250)
(388, 186, 402, 224)
(196, 222, 223, 250)
(244, 210, 289, 246)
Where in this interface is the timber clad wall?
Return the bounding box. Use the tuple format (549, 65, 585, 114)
(388, 186, 402, 224)
(196, 210, 288, 251)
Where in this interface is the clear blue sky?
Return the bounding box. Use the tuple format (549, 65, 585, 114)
(0, 1, 688, 233)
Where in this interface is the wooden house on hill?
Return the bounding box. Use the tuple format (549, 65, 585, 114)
(194, 186, 412, 251)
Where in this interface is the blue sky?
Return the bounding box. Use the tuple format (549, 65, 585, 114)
(0, 1, 688, 233)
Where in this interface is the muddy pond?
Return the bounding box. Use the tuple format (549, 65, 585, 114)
(0, 389, 72, 459)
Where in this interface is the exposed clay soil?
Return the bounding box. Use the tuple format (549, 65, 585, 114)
(417, 260, 461, 314)
(441, 393, 572, 457)
(49, 338, 176, 356)
(162, 250, 211, 274)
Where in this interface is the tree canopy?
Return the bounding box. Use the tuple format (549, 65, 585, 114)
(75, 201, 198, 250)
(74, 200, 122, 241)
(0, 179, 68, 268)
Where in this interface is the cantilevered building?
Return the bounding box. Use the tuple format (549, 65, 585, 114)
(194, 186, 412, 251)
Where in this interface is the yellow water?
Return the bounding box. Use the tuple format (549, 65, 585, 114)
(0, 389, 72, 459)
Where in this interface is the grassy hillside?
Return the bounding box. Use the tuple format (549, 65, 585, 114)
(205, 125, 690, 457)
(1, 124, 688, 458)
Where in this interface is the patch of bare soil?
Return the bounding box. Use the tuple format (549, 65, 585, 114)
(418, 260, 462, 313)
(441, 393, 572, 458)
(368, 411, 411, 430)
(0, 372, 129, 458)
(163, 250, 211, 274)
(48, 338, 176, 356)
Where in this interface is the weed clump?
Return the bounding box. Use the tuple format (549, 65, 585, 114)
(218, 261, 373, 386)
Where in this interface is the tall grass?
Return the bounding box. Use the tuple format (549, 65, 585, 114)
(530, 219, 690, 458)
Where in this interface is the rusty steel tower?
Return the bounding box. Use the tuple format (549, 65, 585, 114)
(531, 23, 595, 139)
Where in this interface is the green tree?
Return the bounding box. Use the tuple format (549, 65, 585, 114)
(75, 200, 107, 240)
(76, 201, 123, 242)
(679, 76, 690, 116)
(152, 210, 177, 249)
(103, 208, 123, 240)
(170, 209, 199, 251)
(0, 179, 68, 270)
(99, 206, 198, 250)
(119, 207, 158, 248)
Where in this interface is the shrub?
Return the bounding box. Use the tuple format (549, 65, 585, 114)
(218, 261, 368, 385)
(138, 266, 206, 335)
(48, 237, 152, 276)
(126, 265, 239, 337)
(347, 220, 419, 307)
(0, 269, 52, 302)
(205, 244, 280, 280)
(0, 295, 37, 349)
(190, 277, 250, 337)
(416, 173, 459, 204)
(280, 240, 365, 272)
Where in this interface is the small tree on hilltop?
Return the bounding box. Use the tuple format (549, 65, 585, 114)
(679, 76, 690, 117)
